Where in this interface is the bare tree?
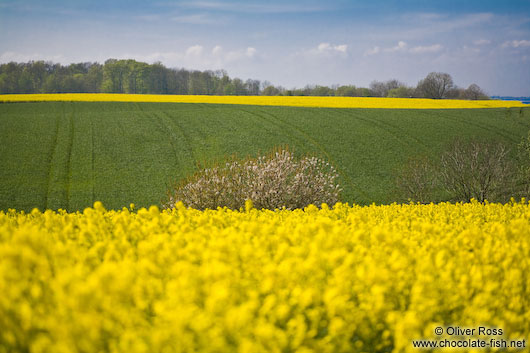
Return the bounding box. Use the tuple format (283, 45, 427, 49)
(416, 72, 454, 99)
(385, 79, 403, 91)
(439, 140, 514, 202)
(370, 79, 406, 97)
(461, 84, 488, 100)
(515, 131, 530, 198)
(369, 80, 387, 97)
(396, 155, 437, 203)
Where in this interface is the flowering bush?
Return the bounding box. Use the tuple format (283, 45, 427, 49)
(164, 149, 342, 210)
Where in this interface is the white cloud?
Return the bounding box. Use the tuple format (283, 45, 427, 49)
(186, 45, 203, 56)
(409, 44, 443, 54)
(315, 42, 348, 54)
(0, 51, 65, 63)
(335, 44, 348, 53)
(385, 41, 408, 52)
(365, 41, 443, 55)
(212, 45, 223, 55)
(225, 47, 258, 61)
(245, 47, 257, 58)
(364, 46, 380, 56)
(114, 44, 258, 72)
(502, 39, 530, 48)
(317, 43, 331, 52)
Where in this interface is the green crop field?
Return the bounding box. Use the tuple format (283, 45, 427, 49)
(1, 101, 529, 211)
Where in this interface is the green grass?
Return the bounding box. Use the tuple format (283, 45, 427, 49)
(1, 101, 529, 211)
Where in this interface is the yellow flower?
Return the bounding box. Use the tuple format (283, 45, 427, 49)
(1, 200, 529, 352)
(0, 93, 525, 108)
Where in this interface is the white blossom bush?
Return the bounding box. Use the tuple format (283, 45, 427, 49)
(164, 149, 342, 210)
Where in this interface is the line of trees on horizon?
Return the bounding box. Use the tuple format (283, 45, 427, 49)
(0, 59, 489, 100)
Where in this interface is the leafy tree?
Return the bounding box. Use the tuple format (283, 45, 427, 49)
(0, 60, 491, 100)
(85, 64, 103, 93)
(0, 62, 22, 93)
(262, 85, 281, 96)
(102, 59, 128, 93)
(245, 79, 260, 96)
(18, 68, 33, 93)
(311, 85, 334, 96)
(188, 70, 207, 94)
(335, 85, 357, 97)
(387, 86, 416, 98)
(232, 78, 246, 95)
(148, 62, 168, 94)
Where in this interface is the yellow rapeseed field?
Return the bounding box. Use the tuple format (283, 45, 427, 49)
(1, 200, 529, 352)
(0, 93, 526, 108)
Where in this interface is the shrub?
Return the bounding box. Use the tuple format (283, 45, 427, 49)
(515, 131, 530, 197)
(397, 140, 518, 203)
(163, 148, 342, 210)
(439, 140, 515, 202)
(395, 155, 437, 203)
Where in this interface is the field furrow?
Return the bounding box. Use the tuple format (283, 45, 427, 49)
(249, 107, 365, 200)
(433, 109, 520, 143)
(43, 113, 60, 210)
(157, 111, 197, 167)
(341, 109, 431, 151)
(45, 103, 74, 210)
(65, 105, 75, 209)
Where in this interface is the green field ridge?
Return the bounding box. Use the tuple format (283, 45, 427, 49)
(1, 102, 529, 211)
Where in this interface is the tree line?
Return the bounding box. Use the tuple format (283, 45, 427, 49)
(0, 59, 488, 99)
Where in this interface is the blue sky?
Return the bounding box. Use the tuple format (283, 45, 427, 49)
(1, 0, 529, 95)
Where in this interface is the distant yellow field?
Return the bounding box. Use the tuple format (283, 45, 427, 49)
(0, 93, 526, 109)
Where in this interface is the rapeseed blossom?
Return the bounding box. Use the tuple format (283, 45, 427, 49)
(0, 93, 525, 108)
(1, 200, 529, 352)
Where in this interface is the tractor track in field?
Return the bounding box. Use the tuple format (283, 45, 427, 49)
(6, 102, 527, 211)
(159, 111, 198, 163)
(153, 113, 180, 160)
(336, 109, 431, 152)
(44, 103, 74, 210)
(64, 103, 75, 211)
(154, 111, 193, 175)
(245, 107, 329, 155)
(505, 107, 530, 131)
(90, 118, 96, 204)
(44, 112, 60, 210)
(241, 107, 366, 201)
(421, 109, 520, 143)
(134, 103, 195, 171)
(159, 111, 195, 161)
(235, 108, 288, 144)
(239, 108, 316, 151)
